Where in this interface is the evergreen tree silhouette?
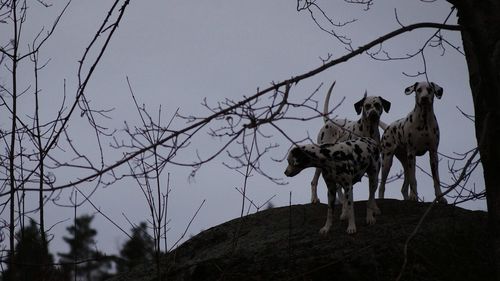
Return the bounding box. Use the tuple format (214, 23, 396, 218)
(116, 222, 154, 273)
(58, 214, 111, 281)
(2, 219, 59, 281)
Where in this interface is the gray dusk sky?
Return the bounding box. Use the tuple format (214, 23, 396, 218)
(1, 0, 483, 258)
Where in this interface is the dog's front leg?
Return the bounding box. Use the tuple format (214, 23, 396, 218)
(319, 182, 336, 235)
(429, 149, 447, 204)
(407, 152, 418, 201)
(345, 184, 356, 234)
(310, 168, 321, 204)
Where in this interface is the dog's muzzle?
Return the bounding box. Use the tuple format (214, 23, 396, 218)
(367, 110, 380, 121)
(419, 96, 431, 105)
(284, 166, 300, 177)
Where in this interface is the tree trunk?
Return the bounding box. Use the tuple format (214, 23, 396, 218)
(449, 0, 500, 279)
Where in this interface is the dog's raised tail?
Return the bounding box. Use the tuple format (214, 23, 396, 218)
(323, 80, 336, 123)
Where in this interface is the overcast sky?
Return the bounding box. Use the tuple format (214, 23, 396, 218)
(1, 0, 483, 258)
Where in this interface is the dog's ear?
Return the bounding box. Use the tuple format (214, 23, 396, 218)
(290, 146, 307, 164)
(379, 97, 391, 113)
(430, 82, 443, 99)
(354, 91, 367, 115)
(405, 82, 418, 95)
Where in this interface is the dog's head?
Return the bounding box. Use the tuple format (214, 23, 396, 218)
(284, 146, 314, 177)
(405, 81, 443, 107)
(354, 92, 391, 122)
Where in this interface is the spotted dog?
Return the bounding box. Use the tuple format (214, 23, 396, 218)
(310, 81, 391, 204)
(378, 81, 447, 203)
(285, 137, 381, 234)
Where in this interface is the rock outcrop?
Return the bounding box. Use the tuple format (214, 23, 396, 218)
(109, 199, 496, 281)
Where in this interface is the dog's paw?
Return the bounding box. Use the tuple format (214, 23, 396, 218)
(346, 225, 357, 234)
(319, 226, 331, 236)
(368, 202, 381, 215)
(366, 215, 376, 225)
(408, 193, 418, 201)
(311, 197, 321, 204)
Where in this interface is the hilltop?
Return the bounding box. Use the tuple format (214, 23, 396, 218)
(109, 199, 496, 281)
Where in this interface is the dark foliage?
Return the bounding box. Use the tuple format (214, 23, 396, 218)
(1, 219, 63, 281)
(116, 222, 154, 273)
(58, 214, 111, 281)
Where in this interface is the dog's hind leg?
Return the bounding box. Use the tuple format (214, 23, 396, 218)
(336, 187, 344, 205)
(378, 151, 394, 199)
(310, 168, 321, 204)
(366, 168, 380, 225)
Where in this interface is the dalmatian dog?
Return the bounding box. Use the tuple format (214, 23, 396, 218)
(285, 137, 381, 234)
(310, 81, 391, 204)
(378, 81, 447, 204)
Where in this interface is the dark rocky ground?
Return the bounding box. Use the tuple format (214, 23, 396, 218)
(108, 199, 497, 281)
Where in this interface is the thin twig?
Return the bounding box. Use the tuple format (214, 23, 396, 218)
(168, 199, 206, 251)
